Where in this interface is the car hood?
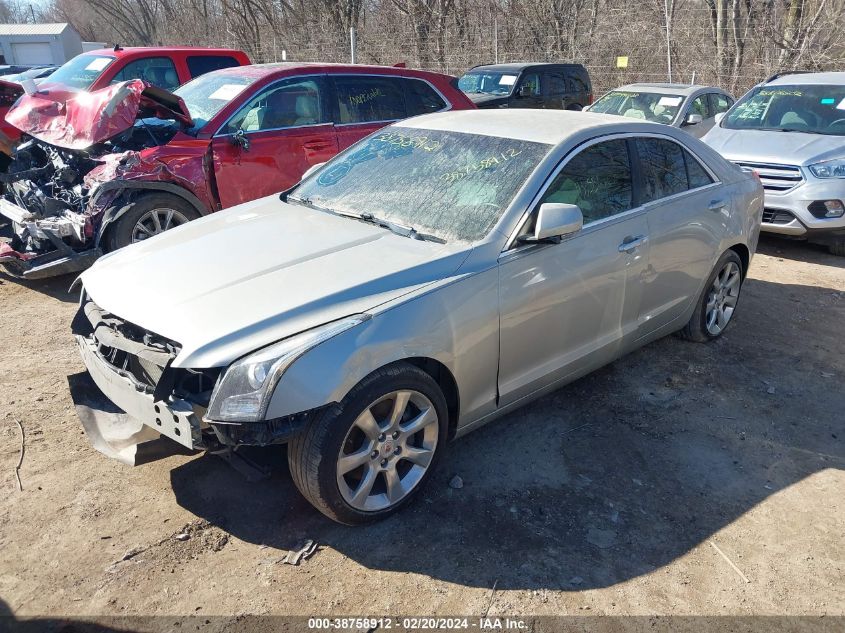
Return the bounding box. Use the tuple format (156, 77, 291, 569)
(80, 196, 472, 368)
(465, 93, 509, 108)
(702, 126, 845, 166)
(5, 79, 192, 150)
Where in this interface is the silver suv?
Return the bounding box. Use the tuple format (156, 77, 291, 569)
(703, 72, 845, 255)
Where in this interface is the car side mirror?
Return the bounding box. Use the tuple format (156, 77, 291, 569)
(232, 129, 250, 151)
(302, 162, 326, 181)
(714, 112, 726, 124)
(520, 203, 583, 243)
(517, 84, 532, 98)
(684, 113, 704, 126)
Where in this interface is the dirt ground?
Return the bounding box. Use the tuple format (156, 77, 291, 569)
(0, 233, 843, 627)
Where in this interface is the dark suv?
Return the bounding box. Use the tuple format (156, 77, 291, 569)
(457, 63, 592, 110)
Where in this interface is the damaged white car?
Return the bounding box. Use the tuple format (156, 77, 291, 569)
(70, 110, 762, 524)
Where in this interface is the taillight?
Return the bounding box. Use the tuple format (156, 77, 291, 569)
(588, 93, 594, 105)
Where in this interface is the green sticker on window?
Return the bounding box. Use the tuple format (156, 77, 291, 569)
(821, 97, 836, 104)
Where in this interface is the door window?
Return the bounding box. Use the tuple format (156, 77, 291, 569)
(636, 137, 713, 202)
(334, 76, 407, 124)
(544, 72, 566, 96)
(518, 73, 541, 97)
(225, 77, 326, 133)
(539, 139, 634, 224)
(112, 57, 180, 90)
(404, 78, 447, 115)
(186, 55, 241, 78)
(709, 92, 733, 114)
(689, 95, 710, 118)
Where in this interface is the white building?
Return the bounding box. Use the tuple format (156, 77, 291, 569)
(0, 23, 83, 66)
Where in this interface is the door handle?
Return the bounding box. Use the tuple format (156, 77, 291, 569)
(708, 199, 727, 211)
(304, 141, 331, 151)
(618, 235, 648, 253)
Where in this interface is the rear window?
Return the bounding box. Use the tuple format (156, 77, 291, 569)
(334, 76, 407, 124)
(187, 55, 241, 78)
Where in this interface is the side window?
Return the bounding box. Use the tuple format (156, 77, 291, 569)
(690, 95, 710, 118)
(404, 78, 446, 115)
(540, 139, 633, 224)
(636, 138, 689, 202)
(567, 76, 586, 94)
(544, 72, 566, 96)
(112, 57, 180, 91)
(710, 93, 733, 114)
(518, 72, 540, 97)
(685, 150, 715, 189)
(225, 77, 325, 133)
(334, 76, 407, 124)
(187, 55, 240, 78)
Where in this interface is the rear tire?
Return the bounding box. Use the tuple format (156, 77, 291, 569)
(828, 241, 845, 257)
(288, 362, 448, 525)
(679, 250, 744, 342)
(103, 193, 200, 253)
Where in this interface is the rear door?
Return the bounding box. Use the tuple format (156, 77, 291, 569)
(211, 75, 338, 208)
(633, 136, 725, 337)
(331, 74, 409, 152)
(542, 69, 567, 109)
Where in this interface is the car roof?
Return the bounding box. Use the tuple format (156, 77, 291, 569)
(205, 62, 455, 80)
(767, 71, 845, 85)
(85, 46, 245, 58)
(468, 62, 584, 73)
(612, 83, 721, 96)
(399, 109, 666, 144)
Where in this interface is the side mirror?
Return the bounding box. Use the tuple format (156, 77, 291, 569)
(714, 112, 726, 124)
(232, 129, 250, 151)
(520, 203, 583, 243)
(684, 113, 704, 126)
(517, 84, 532, 98)
(301, 162, 326, 181)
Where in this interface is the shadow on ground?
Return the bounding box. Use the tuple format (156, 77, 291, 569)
(164, 277, 843, 591)
(756, 233, 844, 268)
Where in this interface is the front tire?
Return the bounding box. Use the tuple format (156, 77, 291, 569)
(679, 250, 744, 342)
(288, 362, 448, 525)
(103, 193, 200, 253)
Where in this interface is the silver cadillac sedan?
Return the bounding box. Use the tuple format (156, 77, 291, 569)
(70, 110, 763, 524)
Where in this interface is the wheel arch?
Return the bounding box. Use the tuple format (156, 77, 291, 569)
(727, 242, 750, 278)
(403, 357, 460, 439)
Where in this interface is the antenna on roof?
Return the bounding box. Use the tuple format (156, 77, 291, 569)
(113, 44, 123, 51)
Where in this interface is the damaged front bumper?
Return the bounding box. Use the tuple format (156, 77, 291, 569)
(0, 197, 100, 278)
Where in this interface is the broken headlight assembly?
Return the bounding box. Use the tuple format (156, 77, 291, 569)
(205, 315, 369, 423)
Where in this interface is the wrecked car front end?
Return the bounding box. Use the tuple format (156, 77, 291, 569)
(0, 79, 198, 278)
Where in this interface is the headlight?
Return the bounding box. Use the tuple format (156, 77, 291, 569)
(808, 159, 845, 179)
(206, 315, 369, 422)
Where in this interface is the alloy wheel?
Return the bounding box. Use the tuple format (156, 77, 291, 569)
(705, 260, 741, 335)
(336, 389, 439, 512)
(131, 208, 190, 242)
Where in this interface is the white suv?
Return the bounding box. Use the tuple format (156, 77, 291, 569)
(703, 72, 845, 255)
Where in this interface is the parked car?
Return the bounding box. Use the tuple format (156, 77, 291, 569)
(457, 63, 592, 110)
(69, 110, 762, 524)
(0, 63, 474, 279)
(702, 72, 845, 255)
(587, 83, 734, 138)
(0, 46, 251, 143)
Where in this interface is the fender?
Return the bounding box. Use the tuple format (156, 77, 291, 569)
(91, 180, 212, 247)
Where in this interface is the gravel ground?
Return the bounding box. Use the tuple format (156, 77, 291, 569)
(0, 234, 842, 628)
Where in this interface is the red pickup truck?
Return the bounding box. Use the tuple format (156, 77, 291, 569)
(0, 46, 251, 142)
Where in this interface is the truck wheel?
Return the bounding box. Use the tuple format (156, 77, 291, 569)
(828, 241, 845, 257)
(288, 362, 448, 525)
(103, 193, 200, 252)
(679, 249, 744, 342)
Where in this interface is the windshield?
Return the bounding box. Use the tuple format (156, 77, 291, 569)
(458, 71, 519, 96)
(590, 90, 684, 123)
(723, 84, 845, 135)
(174, 72, 258, 132)
(45, 54, 115, 90)
(291, 127, 551, 242)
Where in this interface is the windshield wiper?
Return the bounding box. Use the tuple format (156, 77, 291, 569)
(344, 211, 446, 243)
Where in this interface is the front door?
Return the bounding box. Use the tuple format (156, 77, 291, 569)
(510, 71, 543, 108)
(498, 138, 650, 405)
(211, 75, 338, 208)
